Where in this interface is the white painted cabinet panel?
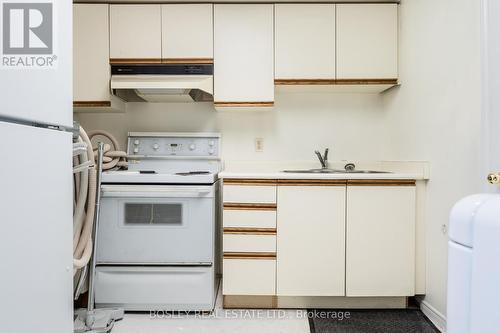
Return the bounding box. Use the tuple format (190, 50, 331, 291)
(223, 185, 276, 204)
(223, 259, 276, 295)
(73, 4, 110, 103)
(277, 186, 346, 296)
(336, 4, 398, 80)
(223, 234, 276, 253)
(214, 4, 274, 107)
(161, 4, 213, 61)
(346, 185, 415, 296)
(110, 5, 162, 60)
(275, 4, 335, 80)
(223, 210, 276, 229)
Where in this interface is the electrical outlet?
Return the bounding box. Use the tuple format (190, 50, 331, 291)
(255, 138, 264, 152)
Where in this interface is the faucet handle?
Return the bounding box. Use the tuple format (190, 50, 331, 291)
(323, 148, 329, 163)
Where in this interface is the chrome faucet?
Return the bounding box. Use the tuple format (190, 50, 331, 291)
(315, 148, 329, 169)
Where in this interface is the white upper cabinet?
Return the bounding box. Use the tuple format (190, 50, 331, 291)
(161, 4, 213, 62)
(73, 4, 110, 104)
(275, 4, 335, 81)
(336, 4, 398, 80)
(110, 5, 162, 61)
(214, 4, 274, 109)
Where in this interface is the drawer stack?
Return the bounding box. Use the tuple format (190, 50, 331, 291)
(222, 179, 277, 297)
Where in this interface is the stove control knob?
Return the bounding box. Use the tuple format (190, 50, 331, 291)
(208, 140, 215, 147)
(134, 140, 140, 145)
(153, 143, 159, 150)
(189, 144, 196, 151)
(208, 148, 215, 155)
(133, 148, 139, 154)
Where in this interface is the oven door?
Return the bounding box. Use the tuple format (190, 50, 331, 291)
(96, 184, 215, 264)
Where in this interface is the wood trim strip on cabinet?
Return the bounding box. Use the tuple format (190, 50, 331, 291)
(277, 179, 347, 186)
(223, 252, 277, 260)
(223, 227, 277, 235)
(335, 79, 399, 85)
(109, 58, 162, 65)
(162, 58, 214, 64)
(223, 179, 278, 186)
(347, 179, 416, 186)
(223, 295, 277, 309)
(73, 101, 111, 108)
(214, 102, 274, 108)
(223, 203, 277, 211)
(274, 79, 398, 86)
(274, 79, 336, 85)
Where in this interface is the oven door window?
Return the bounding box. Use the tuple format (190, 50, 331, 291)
(124, 203, 183, 226)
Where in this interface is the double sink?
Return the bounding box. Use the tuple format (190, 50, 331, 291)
(286, 149, 392, 174)
(282, 169, 391, 174)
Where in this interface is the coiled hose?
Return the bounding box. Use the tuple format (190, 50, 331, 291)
(73, 128, 127, 276)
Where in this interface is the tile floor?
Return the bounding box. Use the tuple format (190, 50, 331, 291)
(112, 282, 310, 333)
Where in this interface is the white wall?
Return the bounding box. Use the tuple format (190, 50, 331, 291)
(76, 92, 386, 162)
(382, 0, 482, 322)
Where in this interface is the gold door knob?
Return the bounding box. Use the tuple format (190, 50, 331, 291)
(488, 172, 500, 184)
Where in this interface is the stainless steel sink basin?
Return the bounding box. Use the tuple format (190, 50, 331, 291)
(282, 169, 391, 174)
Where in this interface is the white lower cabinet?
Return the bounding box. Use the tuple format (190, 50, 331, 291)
(221, 179, 417, 306)
(223, 259, 276, 295)
(346, 184, 416, 296)
(277, 185, 346, 296)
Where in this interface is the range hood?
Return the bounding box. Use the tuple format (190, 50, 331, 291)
(111, 64, 213, 103)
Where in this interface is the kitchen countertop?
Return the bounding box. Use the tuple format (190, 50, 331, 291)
(219, 160, 430, 180)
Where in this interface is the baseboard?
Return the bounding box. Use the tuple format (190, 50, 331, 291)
(420, 300, 447, 332)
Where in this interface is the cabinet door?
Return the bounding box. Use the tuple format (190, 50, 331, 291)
(275, 4, 335, 81)
(346, 185, 415, 296)
(214, 4, 274, 108)
(73, 4, 110, 103)
(277, 185, 345, 296)
(336, 4, 398, 80)
(161, 4, 213, 62)
(110, 5, 162, 61)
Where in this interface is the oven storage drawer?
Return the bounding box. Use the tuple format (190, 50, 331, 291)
(223, 259, 276, 295)
(94, 265, 216, 311)
(223, 234, 276, 252)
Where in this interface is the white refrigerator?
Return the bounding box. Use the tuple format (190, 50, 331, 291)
(0, 1, 74, 332)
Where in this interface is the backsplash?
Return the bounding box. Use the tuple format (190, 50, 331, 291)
(76, 92, 386, 162)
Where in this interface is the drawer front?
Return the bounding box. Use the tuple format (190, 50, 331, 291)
(223, 259, 276, 295)
(223, 234, 276, 253)
(94, 265, 215, 311)
(223, 209, 276, 229)
(223, 185, 276, 204)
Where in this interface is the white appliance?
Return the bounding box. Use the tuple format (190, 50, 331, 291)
(111, 64, 214, 103)
(447, 194, 500, 333)
(0, 1, 73, 332)
(94, 132, 221, 311)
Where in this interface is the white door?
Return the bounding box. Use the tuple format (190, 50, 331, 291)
(277, 185, 345, 296)
(346, 185, 416, 297)
(109, 5, 162, 61)
(0, 0, 72, 127)
(482, 0, 500, 193)
(213, 4, 274, 106)
(0, 122, 73, 333)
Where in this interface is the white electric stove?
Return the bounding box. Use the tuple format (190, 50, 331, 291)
(95, 132, 221, 312)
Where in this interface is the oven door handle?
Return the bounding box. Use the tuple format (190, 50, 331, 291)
(101, 185, 214, 198)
